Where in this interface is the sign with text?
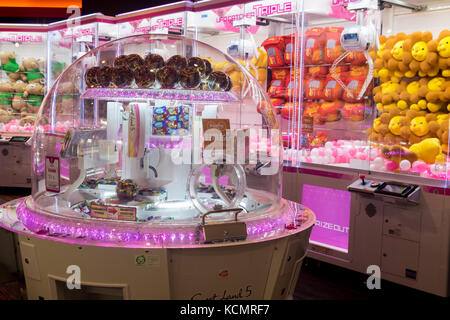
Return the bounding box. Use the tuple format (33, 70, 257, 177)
(90, 204, 137, 221)
(45, 156, 60, 193)
(202, 118, 230, 150)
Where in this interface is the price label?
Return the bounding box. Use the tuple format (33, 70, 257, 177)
(45, 156, 60, 193)
(301, 116, 314, 134)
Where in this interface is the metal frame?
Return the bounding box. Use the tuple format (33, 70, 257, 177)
(380, 0, 427, 11)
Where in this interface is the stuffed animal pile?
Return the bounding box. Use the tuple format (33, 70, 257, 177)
(0, 51, 45, 127)
(368, 30, 450, 166)
(262, 28, 371, 127)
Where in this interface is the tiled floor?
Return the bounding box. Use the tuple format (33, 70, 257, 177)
(0, 188, 447, 300)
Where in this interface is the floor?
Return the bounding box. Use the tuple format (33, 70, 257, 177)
(294, 258, 446, 300)
(0, 188, 447, 300)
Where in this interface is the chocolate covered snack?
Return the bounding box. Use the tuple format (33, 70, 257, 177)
(96, 66, 114, 87)
(112, 66, 134, 87)
(179, 66, 201, 89)
(202, 59, 213, 78)
(85, 66, 101, 87)
(166, 55, 187, 71)
(134, 65, 156, 88)
(144, 53, 165, 70)
(113, 55, 128, 68)
(207, 71, 231, 91)
(125, 54, 144, 71)
(187, 57, 207, 77)
(156, 66, 178, 88)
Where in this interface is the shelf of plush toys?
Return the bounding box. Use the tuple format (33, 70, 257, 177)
(364, 30, 450, 180)
(0, 52, 46, 135)
(262, 26, 373, 128)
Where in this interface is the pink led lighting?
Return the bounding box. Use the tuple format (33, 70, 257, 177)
(7, 197, 315, 248)
(81, 88, 240, 103)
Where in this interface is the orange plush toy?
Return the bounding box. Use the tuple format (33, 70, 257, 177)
(437, 30, 450, 77)
(324, 27, 344, 64)
(323, 76, 342, 101)
(304, 78, 324, 100)
(402, 31, 439, 77)
(319, 101, 342, 122)
(342, 102, 365, 121)
(304, 27, 325, 65)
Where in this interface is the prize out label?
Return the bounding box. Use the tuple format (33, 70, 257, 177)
(45, 156, 60, 193)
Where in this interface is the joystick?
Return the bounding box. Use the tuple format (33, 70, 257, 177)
(360, 174, 366, 185)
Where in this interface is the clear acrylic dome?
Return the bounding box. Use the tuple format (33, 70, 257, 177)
(23, 34, 287, 246)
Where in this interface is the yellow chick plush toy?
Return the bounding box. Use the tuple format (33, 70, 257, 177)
(402, 31, 439, 77)
(425, 77, 450, 111)
(410, 116, 430, 136)
(409, 138, 443, 163)
(388, 115, 404, 135)
(437, 30, 450, 77)
(374, 80, 399, 105)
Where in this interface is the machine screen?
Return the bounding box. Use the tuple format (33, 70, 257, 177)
(382, 184, 408, 194)
(9, 136, 30, 143)
(343, 33, 358, 40)
(376, 183, 414, 197)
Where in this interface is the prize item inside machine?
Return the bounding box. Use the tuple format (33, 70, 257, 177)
(26, 34, 288, 244)
(0, 32, 47, 135)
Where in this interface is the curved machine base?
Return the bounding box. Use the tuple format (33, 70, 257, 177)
(19, 228, 312, 300)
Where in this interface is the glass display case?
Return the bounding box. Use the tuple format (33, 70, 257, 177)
(0, 24, 47, 136)
(115, 1, 192, 39)
(282, 0, 450, 186)
(188, 0, 301, 146)
(47, 13, 117, 88)
(20, 34, 298, 246)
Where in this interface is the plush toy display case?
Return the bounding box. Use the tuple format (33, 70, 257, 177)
(47, 13, 117, 88)
(0, 24, 48, 187)
(187, 0, 300, 132)
(0, 34, 315, 300)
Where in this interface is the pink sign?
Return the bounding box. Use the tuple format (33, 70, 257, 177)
(212, 1, 293, 34)
(329, 0, 358, 21)
(0, 33, 43, 43)
(301, 184, 351, 252)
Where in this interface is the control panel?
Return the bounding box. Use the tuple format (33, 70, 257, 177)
(347, 174, 420, 204)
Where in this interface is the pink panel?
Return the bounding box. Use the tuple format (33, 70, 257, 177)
(301, 184, 350, 252)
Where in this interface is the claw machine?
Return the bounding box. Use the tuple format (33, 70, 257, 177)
(47, 13, 117, 88)
(188, 0, 302, 135)
(0, 24, 48, 188)
(282, 0, 450, 296)
(115, 1, 193, 38)
(0, 34, 315, 300)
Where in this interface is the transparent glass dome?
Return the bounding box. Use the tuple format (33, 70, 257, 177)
(20, 34, 288, 246)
